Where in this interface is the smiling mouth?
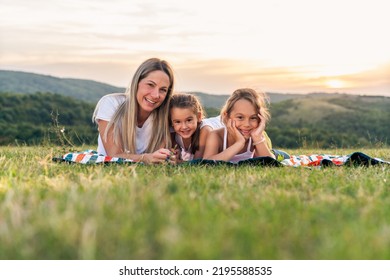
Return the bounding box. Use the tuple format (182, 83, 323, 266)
(179, 130, 192, 137)
(240, 130, 251, 135)
(145, 97, 157, 104)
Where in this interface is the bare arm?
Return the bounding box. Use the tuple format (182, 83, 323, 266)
(203, 124, 245, 161)
(251, 114, 275, 159)
(193, 126, 212, 159)
(253, 137, 275, 158)
(97, 119, 176, 164)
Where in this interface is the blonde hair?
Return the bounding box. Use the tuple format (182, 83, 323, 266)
(93, 58, 175, 153)
(169, 93, 205, 152)
(220, 88, 270, 125)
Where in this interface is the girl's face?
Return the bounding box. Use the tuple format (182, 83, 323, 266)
(170, 107, 200, 139)
(137, 70, 170, 115)
(228, 99, 260, 139)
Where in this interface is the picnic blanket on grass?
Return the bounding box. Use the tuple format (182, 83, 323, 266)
(279, 152, 389, 167)
(52, 150, 134, 164)
(52, 150, 389, 167)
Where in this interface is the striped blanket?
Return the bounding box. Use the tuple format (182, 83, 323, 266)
(52, 150, 389, 167)
(53, 150, 134, 164)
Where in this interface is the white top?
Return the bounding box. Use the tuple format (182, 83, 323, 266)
(223, 128, 254, 163)
(200, 115, 225, 130)
(168, 115, 224, 161)
(94, 93, 154, 155)
(175, 134, 194, 161)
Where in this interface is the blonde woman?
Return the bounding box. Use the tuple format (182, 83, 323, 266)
(92, 58, 176, 164)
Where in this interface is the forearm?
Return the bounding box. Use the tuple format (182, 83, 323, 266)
(253, 139, 275, 158)
(111, 151, 150, 163)
(206, 142, 245, 161)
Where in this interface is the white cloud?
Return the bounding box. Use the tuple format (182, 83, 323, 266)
(1, 0, 390, 95)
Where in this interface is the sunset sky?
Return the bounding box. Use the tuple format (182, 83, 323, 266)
(1, 0, 389, 96)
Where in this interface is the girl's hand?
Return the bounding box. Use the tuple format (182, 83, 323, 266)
(251, 113, 266, 142)
(173, 146, 181, 161)
(171, 146, 181, 164)
(144, 148, 176, 164)
(227, 119, 245, 145)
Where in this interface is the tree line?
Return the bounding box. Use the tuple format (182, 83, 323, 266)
(0, 92, 388, 148)
(0, 92, 96, 146)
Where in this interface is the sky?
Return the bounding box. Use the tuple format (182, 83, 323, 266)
(1, 0, 390, 96)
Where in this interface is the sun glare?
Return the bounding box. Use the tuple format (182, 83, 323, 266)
(325, 79, 345, 89)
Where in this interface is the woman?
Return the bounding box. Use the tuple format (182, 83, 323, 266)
(92, 58, 176, 164)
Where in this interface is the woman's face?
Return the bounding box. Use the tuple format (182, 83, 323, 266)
(136, 70, 170, 116)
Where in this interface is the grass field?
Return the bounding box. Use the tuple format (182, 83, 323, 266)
(0, 146, 389, 260)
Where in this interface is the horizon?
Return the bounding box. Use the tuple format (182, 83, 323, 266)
(1, 0, 389, 97)
(2, 68, 390, 98)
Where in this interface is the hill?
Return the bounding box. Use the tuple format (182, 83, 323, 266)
(0, 92, 96, 145)
(0, 70, 305, 105)
(1, 91, 388, 148)
(0, 70, 389, 148)
(268, 94, 390, 148)
(0, 70, 125, 102)
(189, 91, 306, 109)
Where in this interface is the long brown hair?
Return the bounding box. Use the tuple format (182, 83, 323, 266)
(93, 58, 175, 153)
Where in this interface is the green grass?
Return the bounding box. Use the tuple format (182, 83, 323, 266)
(0, 146, 389, 259)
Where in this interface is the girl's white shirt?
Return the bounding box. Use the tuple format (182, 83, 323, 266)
(174, 134, 194, 161)
(170, 116, 224, 161)
(94, 94, 153, 155)
(200, 115, 225, 130)
(223, 127, 254, 163)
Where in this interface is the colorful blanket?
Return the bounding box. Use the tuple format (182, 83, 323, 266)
(53, 150, 389, 167)
(53, 150, 134, 164)
(279, 152, 390, 167)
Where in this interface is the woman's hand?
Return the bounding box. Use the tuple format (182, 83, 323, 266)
(143, 148, 177, 164)
(251, 113, 266, 142)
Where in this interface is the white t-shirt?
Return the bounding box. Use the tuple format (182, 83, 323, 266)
(174, 134, 194, 161)
(200, 115, 225, 130)
(94, 94, 154, 155)
(169, 116, 224, 161)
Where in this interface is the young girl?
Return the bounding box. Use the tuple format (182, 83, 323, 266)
(169, 93, 224, 161)
(203, 88, 275, 163)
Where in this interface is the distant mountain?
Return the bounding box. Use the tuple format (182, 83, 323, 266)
(0, 70, 307, 106)
(0, 70, 125, 103)
(189, 91, 307, 109)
